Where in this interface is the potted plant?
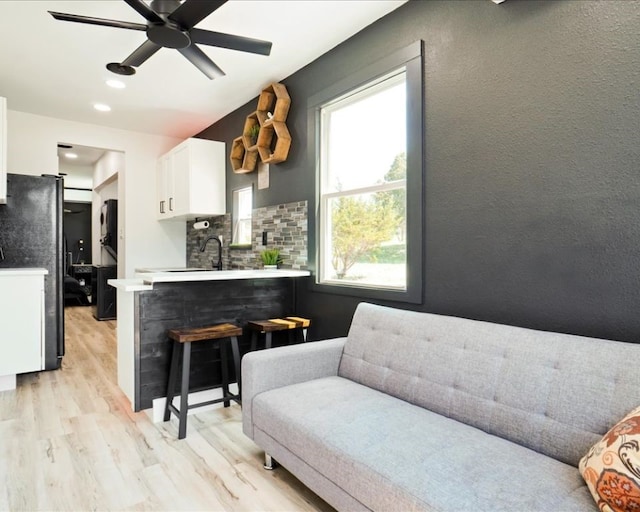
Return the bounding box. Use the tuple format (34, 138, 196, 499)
(260, 248, 282, 269)
(247, 124, 260, 146)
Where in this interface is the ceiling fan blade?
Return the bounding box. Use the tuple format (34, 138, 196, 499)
(178, 45, 225, 80)
(122, 40, 162, 67)
(191, 29, 272, 56)
(168, 0, 227, 30)
(123, 0, 163, 24)
(48, 11, 147, 32)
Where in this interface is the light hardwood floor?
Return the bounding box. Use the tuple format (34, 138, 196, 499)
(0, 305, 333, 511)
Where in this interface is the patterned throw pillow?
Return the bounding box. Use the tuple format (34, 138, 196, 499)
(579, 405, 640, 512)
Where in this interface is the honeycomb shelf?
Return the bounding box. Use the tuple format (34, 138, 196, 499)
(229, 82, 292, 173)
(257, 83, 290, 123)
(242, 112, 260, 152)
(257, 121, 291, 164)
(230, 136, 258, 174)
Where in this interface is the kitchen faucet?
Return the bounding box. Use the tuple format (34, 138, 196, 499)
(200, 235, 223, 271)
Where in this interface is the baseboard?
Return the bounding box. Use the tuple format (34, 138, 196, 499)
(0, 374, 16, 392)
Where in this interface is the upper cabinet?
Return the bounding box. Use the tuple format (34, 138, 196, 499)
(0, 97, 7, 204)
(156, 138, 226, 221)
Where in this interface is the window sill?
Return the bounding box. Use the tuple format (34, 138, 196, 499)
(311, 279, 421, 304)
(229, 244, 252, 250)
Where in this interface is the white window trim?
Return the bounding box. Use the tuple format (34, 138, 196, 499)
(317, 69, 408, 290)
(231, 186, 252, 246)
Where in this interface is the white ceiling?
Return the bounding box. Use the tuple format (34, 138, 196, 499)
(0, 1, 406, 140)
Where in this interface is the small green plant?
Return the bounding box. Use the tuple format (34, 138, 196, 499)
(247, 124, 260, 145)
(260, 248, 282, 266)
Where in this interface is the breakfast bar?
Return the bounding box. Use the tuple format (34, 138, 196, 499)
(109, 269, 310, 412)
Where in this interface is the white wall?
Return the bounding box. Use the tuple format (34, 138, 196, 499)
(7, 110, 185, 277)
(61, 163, 93, 202)
(92, 151, 121, 266)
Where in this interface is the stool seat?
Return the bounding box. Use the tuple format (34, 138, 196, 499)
(164, 322, 242, 439)
(247, 319, 294, 333)
(283, 316, 311, 328)
(248, 316, 311, 350)
(169, 323, 243, 343)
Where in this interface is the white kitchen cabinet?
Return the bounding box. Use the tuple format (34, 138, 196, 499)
(156, 153, 170, 219)
(0, 96, 7, 204)
(156, 138, 226, 220)
(0, 269, 46, 379)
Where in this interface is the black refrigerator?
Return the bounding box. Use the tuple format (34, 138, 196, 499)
(0, 174, 64, 370)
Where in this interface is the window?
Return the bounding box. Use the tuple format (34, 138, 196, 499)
(309, 41, 423, 303)
(232, 186, 252, 246)
(319, 71, 407, 290)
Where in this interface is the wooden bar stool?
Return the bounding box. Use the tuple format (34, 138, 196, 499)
(163, 323, 242, 439)
(247, 316, 311, 351)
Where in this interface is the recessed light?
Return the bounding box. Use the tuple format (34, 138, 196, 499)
(65, 152, 78, 159)
(106, 79, 126, 89)
(93, 103, 111, 112)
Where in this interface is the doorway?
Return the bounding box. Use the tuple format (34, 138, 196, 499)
(59, 143, 102, 307)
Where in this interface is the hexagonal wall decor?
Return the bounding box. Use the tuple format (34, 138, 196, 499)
(242, 112, 260, 150)
(258, 83, 290, 123)
(257, 121, 291, 164)
(230, 136, 245, 173)
(229, 82, 292, 173)
(231, 136, 258, 174)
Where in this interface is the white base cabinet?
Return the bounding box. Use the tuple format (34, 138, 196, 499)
(0, 269, 46, 379)
(157, 138, 226, 220)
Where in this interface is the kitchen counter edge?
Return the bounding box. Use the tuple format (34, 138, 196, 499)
(0, 268, 49, 276)
(109, 269, 310, 291)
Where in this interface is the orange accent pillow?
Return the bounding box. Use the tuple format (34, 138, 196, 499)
(579, 405, 640, 511)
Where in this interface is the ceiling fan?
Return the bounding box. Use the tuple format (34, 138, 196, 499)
(49, 0, 272, 79)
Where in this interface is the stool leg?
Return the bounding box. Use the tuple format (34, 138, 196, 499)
(220, 341, 230, 408)
(302, 328, 308, 342)
(287, 330, 294, 346)
(230, 336, 241, 402)
(265, 331, 272, 349)
(164, 340, 180, 422)
(250, 331, 258, 351)
(178, 342, 191, 440)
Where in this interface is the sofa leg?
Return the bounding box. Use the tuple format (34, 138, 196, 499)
(263, 453, 276, 470)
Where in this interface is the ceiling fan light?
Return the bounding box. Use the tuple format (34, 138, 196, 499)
(106, 62, 136, 76)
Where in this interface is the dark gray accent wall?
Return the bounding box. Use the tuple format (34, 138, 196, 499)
(64, 201, 92, 266)
(198, 0, 640, 343)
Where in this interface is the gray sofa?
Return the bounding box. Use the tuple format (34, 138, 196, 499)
(242, 302, 640, 511)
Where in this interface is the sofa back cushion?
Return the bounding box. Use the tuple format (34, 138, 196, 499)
(338, 302, 640, 466)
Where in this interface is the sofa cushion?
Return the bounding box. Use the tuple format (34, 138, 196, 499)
(339, 303, 640, 466)
(579, 405, 640, 511)
(252, 375, 595, 512)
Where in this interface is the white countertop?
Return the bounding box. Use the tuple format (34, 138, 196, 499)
(107, 279, 154, 292)
(109, 268, 310, 291)
(0, 268, 48, 276)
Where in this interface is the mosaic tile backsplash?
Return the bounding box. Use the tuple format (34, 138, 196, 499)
(187, 200, 308, 271)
